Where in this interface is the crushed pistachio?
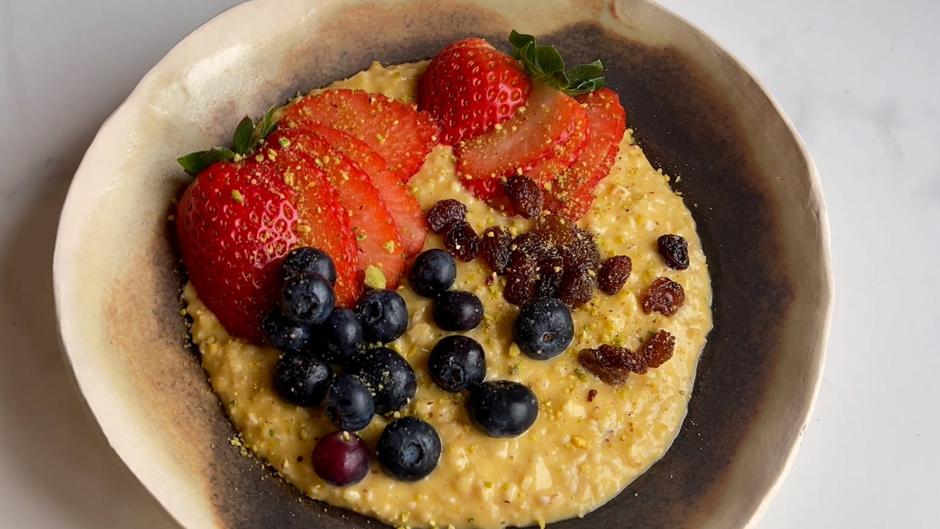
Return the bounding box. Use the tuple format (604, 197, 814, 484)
(230, 190, 245, 204)
(365, 265, 387, 289)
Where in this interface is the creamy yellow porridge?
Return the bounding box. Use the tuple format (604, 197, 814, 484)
(182, 61, 712, 529)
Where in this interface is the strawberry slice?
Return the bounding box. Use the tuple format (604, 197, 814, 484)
(544, 88, 627, 220)
(258, 148, 362, 306)
(267, 129, 407, 287)
(281, 89, 439, 182)
(176, 161, 300, 343)
(302, 123, 428, 257)
(455, 84, 588, 210)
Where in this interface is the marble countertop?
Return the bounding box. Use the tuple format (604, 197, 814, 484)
(1, 0, 937, 527)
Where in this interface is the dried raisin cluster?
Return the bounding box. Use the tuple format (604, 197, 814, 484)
(578, 330, 676, 385)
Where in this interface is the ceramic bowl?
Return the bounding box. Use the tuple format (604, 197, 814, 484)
(53, 0, 832, 527)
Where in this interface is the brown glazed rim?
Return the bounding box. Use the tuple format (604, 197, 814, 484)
(53, 1, 831, 528)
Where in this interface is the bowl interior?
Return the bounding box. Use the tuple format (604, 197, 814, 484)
(53, 1, 830, 528)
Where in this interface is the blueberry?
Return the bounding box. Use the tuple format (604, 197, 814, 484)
(282, 247, 337, 285)
(323, 374, 375, 431)
(432, 290, 483, 331)
(409, 249, 457, 297)
(320, 308, 365, 364)
(262, 309, 314, 353)
(272, 352, 332, 407)
(352, 347, 416, 414)
(281, 273, 335, 325)
(466, 380, 538, 438)
(312, 431, 371, 486)
(428, 335, 486, 392)
(356, 289, 409, 343)
(377, 417, 441, 481)
(512, 297, 573, 360)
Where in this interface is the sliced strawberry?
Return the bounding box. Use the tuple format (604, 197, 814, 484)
(281, 89, 439, 182)
(544, 88, 627, 220)
(418, 38, 532, 145)
(267, 128, 407, 287)
(176, 161, 299, 343)
(257, 147, 362, 306)
(454, 83, 588, 211)
(302, 123, 427, 257)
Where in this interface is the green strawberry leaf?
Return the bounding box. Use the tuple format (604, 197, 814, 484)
(232, 116, 254, 155)
(508, 30, 607, 96)
(177, 147, 236, 176)
(177, 105, 281, 176)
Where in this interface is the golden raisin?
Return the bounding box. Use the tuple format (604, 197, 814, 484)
(480, 226, 512, 274)
(578, 345, 646, 385)
(640, 330, 676, 368)
(598, 255, 632, 295)
(640, 277, 685, 316)
(443, 221, 479, 262)
(504, 174, 544, 219)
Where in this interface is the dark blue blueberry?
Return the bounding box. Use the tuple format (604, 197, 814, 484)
(323, 374, 375, 431)
(272, 352, 332, 407)
(281, 273, 335, 325)
(512, 297, 573, 360)
(466, 380, 538, 438)
(351, 347, 416, 414)
(432, 290, 483, 331)
(377, 417, 441, 481)
(408, 249, 457, 297)
(320, 308, 365, 364)
(262, 309, 314, 353)
(428, 335, 486, 392)
(356, 289, 409, 343)
(282, 247, 337, 285)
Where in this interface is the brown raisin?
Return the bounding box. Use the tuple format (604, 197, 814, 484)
(534, 251, 565, 298)
(480, 226, 512, 274)
(560, 226, 600, 272)
(503, 252, 538, 305)
(510, 232, 552, 261)
(641, 330, 676, 368)
(533, 214, 575, 247)
(640, 277, 685, 316)
(504, 174, 544, 219)
(559, 268, 596, 308)
(426, 199, 468, 233)
(657, 234, 689, 270)
(578, 344, 646, 385)
(587, 389, 598, 402)
(598, 255, 632, 295)
(443, 221, 479, 262)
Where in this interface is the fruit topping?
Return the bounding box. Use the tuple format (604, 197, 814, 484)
(432, 290, 484, 332)
(282, 247, 338, 286)
(533, 250, 565, 298)
(455, 83, 588, 209)
(543, 88, 626, 220)
(282, 88, 439, 182)
(513, 297, 574, 360)
(597, 255, 632, 295)
(356, 289, 409, 343)
(269, 129, 406, 288)
(507, 31, 607, 97)
(428, 335, 487, 393)
(272, 352, 333, 406)
(280, 273, 335, 326)
(377, 417, 442, 481)
(320, 308, 365, 364)
(503, 252, 539, 306)
(640, 330, 676, 369)
(640, 277, 685, 316)
(262, 309, 314, 354)
(408, 249, 457, 298)
(577, 344, 644, 386)
(442, 221, 480, 262)
(558, 268, 596, 308)
(312, 431, 371, 487)
(504, 174, 544, 219)
(425, 199, 468, 234)
(323, 374, 375, 432)
(352, 347, 416, 414)
(480, 226, 513, 275)
(305, 123, 428, 256)
(418, 38, 532, 145)
(657, 234, 690, 270)
(466, 380, 538, 438)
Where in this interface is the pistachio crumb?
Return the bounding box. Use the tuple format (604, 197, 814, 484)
(364, 265, 387, 289)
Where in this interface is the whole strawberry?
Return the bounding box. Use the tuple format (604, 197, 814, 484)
(176, 161, 300, 343)
(418, 38, 531, 145)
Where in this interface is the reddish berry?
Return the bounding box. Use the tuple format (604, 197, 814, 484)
(312, 431, 371, 487)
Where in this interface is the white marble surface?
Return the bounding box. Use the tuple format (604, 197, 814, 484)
(1, 0, 937, 528)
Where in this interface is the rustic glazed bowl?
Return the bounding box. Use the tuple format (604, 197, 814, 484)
(53, 0, 832, 528)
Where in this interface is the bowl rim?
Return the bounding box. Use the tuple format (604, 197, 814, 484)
(52, 1, 833, 528)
